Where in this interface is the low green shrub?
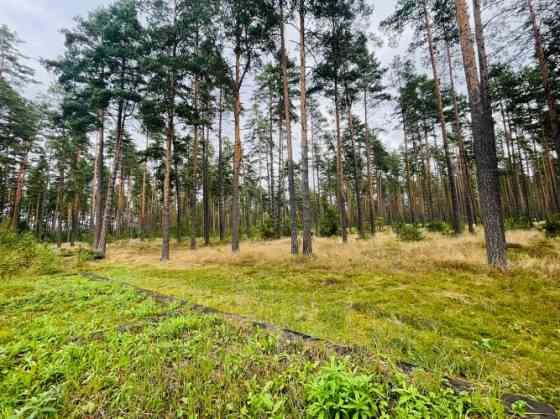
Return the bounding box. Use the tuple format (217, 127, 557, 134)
(394, 224, 424, 242)
(306, 361, 491, 419)
(505, 216, 533, 230)
(319, 207, 340, 237)
(306, 360, 388, 418)
(0, 229, 58, 278)
(259, 218, 276, 240)
(543, 214, 560, 239)
(425, 221, 452, 235)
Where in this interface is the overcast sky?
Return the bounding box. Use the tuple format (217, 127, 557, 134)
(4, 0, 412, 151)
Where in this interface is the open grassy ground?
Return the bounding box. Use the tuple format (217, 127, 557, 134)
(82, 230, 560, 411)
(1, 274, 505, 418)
(1, 229, 559, 417)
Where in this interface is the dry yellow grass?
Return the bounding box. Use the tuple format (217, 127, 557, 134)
(97, 229, 560, 279)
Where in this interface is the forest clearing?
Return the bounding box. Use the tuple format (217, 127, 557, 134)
(2, 0, 560, 416)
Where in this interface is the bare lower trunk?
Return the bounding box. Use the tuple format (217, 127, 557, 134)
(446, 40, 475, 233)
(217, 88, 225, 241)
(92, 109, 105, 249)
(9, 156, 28, 231)
(299, 1, 312, 256)
(161, 112, 174, 261)
(231, 50, 242, 255)
(96, 103, 125, 258)
(280, 0, 299, 255)
(455, 0, 506, 268)
(334, 82, 348, 242)
(423, 2, 461, 234)
(527, 0, 559, 177)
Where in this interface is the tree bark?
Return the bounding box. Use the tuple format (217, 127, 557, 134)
(526, 0, 560, 177)
(92, 108, 105, 249)
(280, 0, 299, 255)
(455, 0, 507, 268)
(445, 39, 475, 233)
(423, 1, 462, 234)
(299, 0, 312, 255)
(217, 88, 225, 241)
(231, 48, 242, 255)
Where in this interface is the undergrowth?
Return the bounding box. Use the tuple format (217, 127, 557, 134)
(0, 275, 503, 418)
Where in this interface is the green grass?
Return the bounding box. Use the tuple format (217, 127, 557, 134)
(1, 274, 503, 418)
(90, 238, 560, 411)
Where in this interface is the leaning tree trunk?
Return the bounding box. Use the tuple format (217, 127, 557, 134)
(280, 0, 299, 255)
(455, 0, 507, 268)
(423, 1, 462, 234)
(299, 0, 312, 256)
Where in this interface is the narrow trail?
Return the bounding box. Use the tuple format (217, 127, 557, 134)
(77, 271, 557, 418)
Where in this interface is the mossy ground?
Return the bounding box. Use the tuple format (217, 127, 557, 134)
(82, 229, 560, 410)
(1, 275, 502, 418)
(1, 229, 558, 417)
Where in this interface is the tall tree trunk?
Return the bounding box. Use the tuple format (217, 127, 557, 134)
(364, 90, 376, 234)
(203, 125, 210, 246)
(217, 88, 225, 241)
(140, 132, 148, 239)
(446, 39, 475, 233)
(280, 0, 299, 255)
(92, 108, 105, 249)
(455, 0, 507, 268)
(191, 81, 200, 250)
(162, 104, 174, 261)
(526, 0, 560, 177)
(334, 80, 348, 242)
(345, 90, 365, 238)
(423, 1, 462, 234)
(96, 101, 125, 257)
(9, 154, 28, 231)
(299, 0, 312, 255)
(231, 48, 242, 255)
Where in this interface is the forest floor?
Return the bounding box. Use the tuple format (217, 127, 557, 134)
(1, 229, 559, 417)
(89, 230, 560, 410)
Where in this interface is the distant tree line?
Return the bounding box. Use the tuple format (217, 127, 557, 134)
(0, 0, 558, 268)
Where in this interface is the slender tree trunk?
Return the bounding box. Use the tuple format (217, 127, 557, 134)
(92, 108, 105, 249)
(190, 81, 200, 250)
(203, 125, 210, 246)
(345, 90, 365, 238)
(446, 39, 475, 233)
(96, 102, 125, 257)
(280, 0, 299, 255)
(140, 132, 148, 239)
(455, 0, 507, 268)
(423, 2, 462, 234)
(364, 90, 376, 234)
(217, 88, 225, 241)
(231, 48, 242, 255)
(526, 0, 560, 177)
(299, 0, 312, 255)
(161, 75, 176, 261)
(334, 81, 348, 242)
(9, 154, 28, 231)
